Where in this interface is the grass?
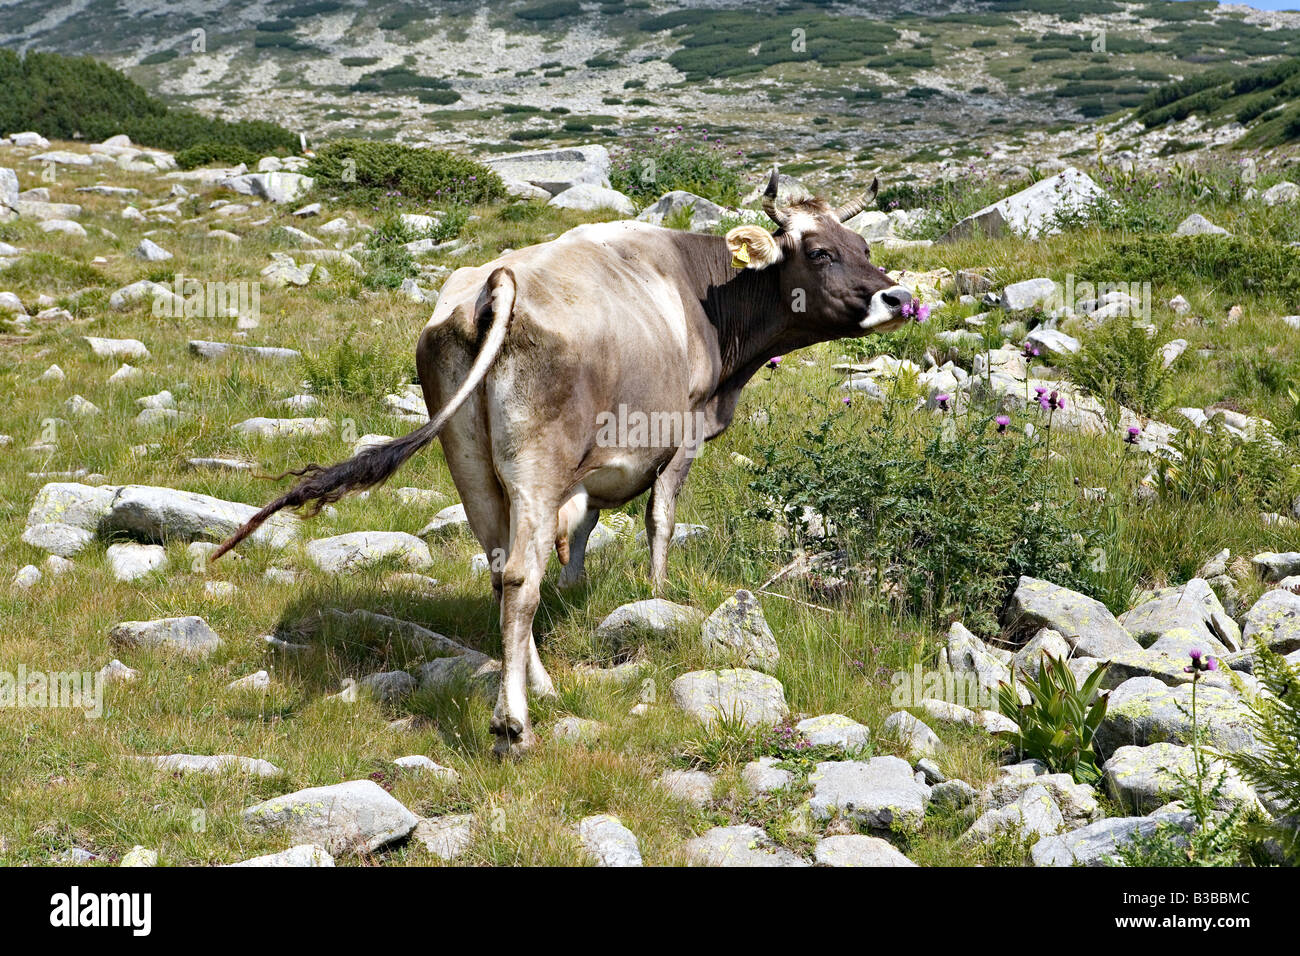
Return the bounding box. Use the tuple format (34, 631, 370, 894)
(1, 140, 1298, 866)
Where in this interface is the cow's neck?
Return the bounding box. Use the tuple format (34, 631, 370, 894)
(690, 236, 827, 389)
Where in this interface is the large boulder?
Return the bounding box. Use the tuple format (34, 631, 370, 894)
(577, 814, 642, 867)
(1241, 589, 1300, 654)
(1103, 743, 1258, 813)
(93, 485, 300, 548)
(1118, 578, 1240, 652)
(670, 668, 788, 727)
(485, 145, 611, 195)
(940, 168, 1110, 242)
(1007, 576, 1140, 658)
(109, 616, 222, 657)
(547, 184, 635, 216)
(242, 780, 418, 855)
(1094, 676, 1257, 757)
(960, 783, 1065, 846)
(807, 756, 930, 832)
(594, 599, 702, 642)
(636, 190, 728, 231)
(306, 531, 433, 574)
(700, 589, 779, 672)
(220, 171, 314, 204)
(1031, 812, 1195, 866)
(813, 834, 916, 867)
(683, 825, 808, 867)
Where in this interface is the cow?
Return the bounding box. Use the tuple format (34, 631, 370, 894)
(213, 168, 914, 758)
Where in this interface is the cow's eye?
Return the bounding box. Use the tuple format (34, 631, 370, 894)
(808, 248, 833, 263)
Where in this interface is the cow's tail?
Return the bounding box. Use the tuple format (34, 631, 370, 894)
(210, 267, 516, 562)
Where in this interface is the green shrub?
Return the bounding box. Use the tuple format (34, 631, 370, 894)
(1063, 318, 1176, 418)
(175, 141, 259, 170)
(998, 656, 1110, 785)
(1078, 234, 1300, 303)
(306, 139, 504, 205)
(301, 329, 410, 396)
(610, 130, 744, 206)
(1152, 421, 1300, 512)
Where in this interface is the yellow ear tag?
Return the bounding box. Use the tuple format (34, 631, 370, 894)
(731, 243, 750, 269)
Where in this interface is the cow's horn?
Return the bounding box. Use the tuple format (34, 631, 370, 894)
(762, 167, 790, 229)
(835, 177, 880, 222)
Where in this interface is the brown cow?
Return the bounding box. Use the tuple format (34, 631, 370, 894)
(214, 169, 913, 757)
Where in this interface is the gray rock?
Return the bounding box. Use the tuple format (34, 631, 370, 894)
(0, 167, 17, 219)
(670, 668, 788, 727)
(133, 753, 282, 777)
(657, 769, 715, 806)
(947, 620, 1011, 700)
(84, 335, 150, 358)
(120, 846, 158, 867)
(228, 844, 335, 867)
(221, 171, 314, 203)
(1025, 327, 1080, 356)
(411, 814, 474, 860)
(742, 757, 793, 793)
(485, 144, 611, 195)
(700, 589, 779, 672)
(814, 834, 916, 867)
(1253, 551, 1300, 581)
(961, 783, 1065, 845)
(418, 503, 469, 536)
(1261, 181, 1299, 206)
(418, 653, 501, 701)
(987, 770, 1099, 826)
(95, 484, 300, 548)
(21, 521, 94, 557)
(882, 711, 941, 757)
(243, 779, 418, 855)
(1104, 743, 1258, 813)
(1096, 676, 1257, 757)
(1031, 812, 1195, 866)
(941, 168, 1110, 242)
(1000, 278, 1059, 312)
(133, 238, 172, 261)
(189, 340, 301, 363)
(636, 190, 728, 231)
(1174, 213, 1229, 236)
(807, 756, 930, 832)
(1118, 578, 1240, 652)
(553, 716, 606, 743)
(106, 542, 167, 581)
(1008, 575, 1140, 657)
(930, 779, 977, 809)
(358, 670, 417, 704)
(1014, 628, 1072, 678)
(306, 532, 433, 573)
(795, 713, 870, 750)
(595, 599, 702, 642)
(392, 756, 459, 781)
(548, 183, 635, 216)
(682, 825, 808, 867)
(577, 814, 642, 867)
(1241, 588, 1300, 653)
(109, 616, 222, 656)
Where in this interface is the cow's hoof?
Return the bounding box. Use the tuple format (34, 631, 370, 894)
(490, 715, 536, 760)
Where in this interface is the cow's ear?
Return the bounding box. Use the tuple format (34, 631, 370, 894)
(725, 225, 782, 270)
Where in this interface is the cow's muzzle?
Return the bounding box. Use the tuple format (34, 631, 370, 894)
(861, 285, 913, 330)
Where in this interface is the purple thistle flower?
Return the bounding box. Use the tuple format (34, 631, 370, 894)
(996, 414, 1010, 432)
(936, 393, 950, 410)
(767, 356, 782, 369)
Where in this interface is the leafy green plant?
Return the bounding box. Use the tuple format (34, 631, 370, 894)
(1063, 318, 1176, 417)
(610, 130, 744, 206)
(176, 141, 260, 171)
(300, 329, 410, 397)
(997, 655, 1110, 784)
(307, 139, 505, 206)
(1152, 419, 1299, 510)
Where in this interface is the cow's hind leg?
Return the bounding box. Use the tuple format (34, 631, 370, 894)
(557, 504, 600, 590)
(645, 447, 695, 593)
(491, 496, 557, 758)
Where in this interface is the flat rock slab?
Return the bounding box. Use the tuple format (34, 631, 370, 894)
(190, 340, 301, 362)
(1031, 812, 1194, 866)
(243, 779, 418, 856)
(670, 668, 788, 727)
(1008, 575, 1140, 658)
(814, 834, 917, 867)
(1118, 578, 1240, 651)
(657, 769, 715, 806)
(1104, 743, 1258, 814)
(307, 531, 433, 573)
(795, 713, 870, 750)
(84, 335, 149, 358)
(233, 417, 333, 439)
(227, 844, 335, 867)
(1096, 676, 1257, 757)
(882, 711, 941, 757)
(807, 756, 930, 832)
(98, 484, 300, 548)
(110, 616, 222, 656)
(595, 599, 703, 641)
(411, 814, 474, 860)
(701, 589, 779, 673)
(682, 825, 808, 867)
(578, 814, 643, 867)
(21, 521, 94, 556)
(742, 757, 794, 793)
(132, 754, 283, 777)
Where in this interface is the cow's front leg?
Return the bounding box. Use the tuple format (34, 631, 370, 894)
(557, 505, 600, 589)
(645, 446, 695, 594)
(491, 501, 555, 759)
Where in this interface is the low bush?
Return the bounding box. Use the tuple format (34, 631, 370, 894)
(306, 139, 505, 205)
(610, 129, 745, 206)
(175, 141, 260, 170)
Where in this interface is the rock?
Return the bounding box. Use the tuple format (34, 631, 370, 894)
(411, 814, 474, 860)
(1000, 277, 1058, 312)
(31, 149, 93, 166)
(1104, 634, 1240, 690)
(670, 668, 788, 727)
(987, 769, 1099, 826)
(9, 132, 50, 148)
(930, 779, 977, 809)
(1014, 628, 1072, 678)
(578, 814, 643, 867)
(1174, 213, 1230, 236)
(636, 190, 728, 231)
(1104, 743, 1258, 813)
(548, 184, 636, 216)
(1007, 575, 1140, 657)
(915, 698, 1018, 734)
(1025, 327, 1080, 356)
(306, 531, 433, 573)
(190, 340, 301, 362)
(0, 166, 16, 218)
(133, 754, 282, 777)
(133, 238, 172, 261)
(109, 616, 221, 656)
(221, 171, 314, 204)
(228, 844, 335, 867)
(940, 168, 1110, 241)
(700, 589, 779, 672)
(682, 825, 808, 867)
(106, 542, 167, 581)
(1118, 578, 1240, 652)
(595, 599, 703, 642)
(1252, 551, 1300, 581)
(813, 834, 916, 867)
(882, 711, 942, 757)
(40, 219, 86, 237)
(795, 713, 870, 750)
(1031, 812, 1196, 866)
(84, 335, 149, 359)
(418, 653, 501, 700)
(95, 484, 300, 548)
(1096, 676, 1257, 757)
(657, 769, 715, 806)
(12, 565, 40, 589)
(358, 670, 417, 703)
(1241, 588, 1300, 654)
(120, 846, 157, 867)
(807, 756, 930, 832)
(98, 659, 138, 683)
(228, 670, 271, 692)
(1261, 181, 1299, 206)
(742, 757, 793, 793)
(553, 716, 606, 743)
(243, 780, 418, 855)
(1160, 338, 1188, 369)
(25, 488, 119, 540)
(946, 620, 1012, 701)
(392, 756, 459, 782)
(961, 783, 1064, 845)
(418, 503, 469, 535)
(232, 417, 333, 439)
(21, 522, 94, 557)
(1169, 294, 1191, 315)
(485, 144, 611, 194)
